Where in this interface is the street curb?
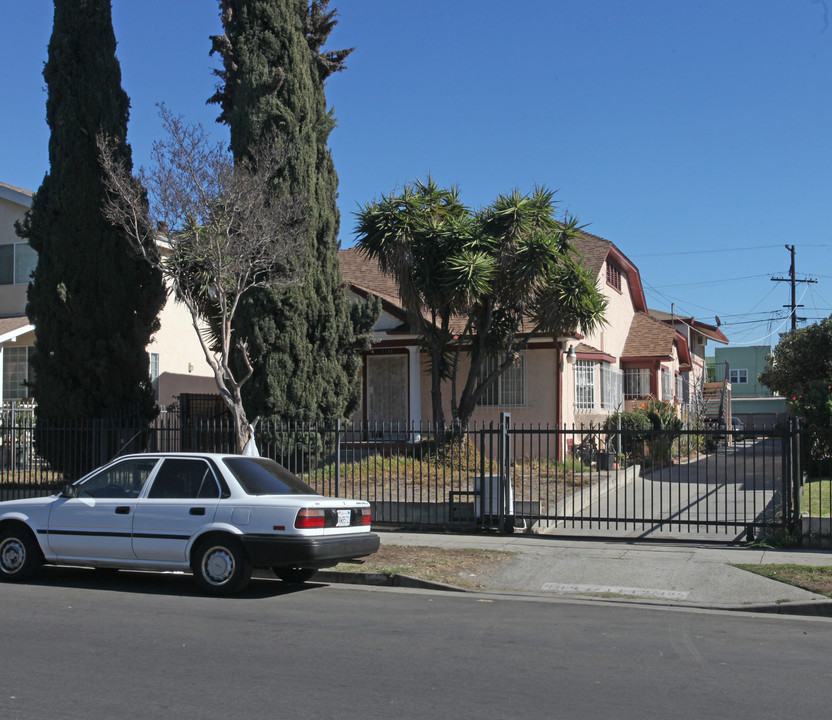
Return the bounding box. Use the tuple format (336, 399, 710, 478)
(314, 570, 832, 616)
(728, 600, 832, 617)
(315, 570, 468, 593)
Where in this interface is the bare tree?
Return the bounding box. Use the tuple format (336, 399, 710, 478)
(99, 105, 305, 453)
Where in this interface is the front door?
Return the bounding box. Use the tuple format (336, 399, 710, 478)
(366, 354, 408, 435)
(46, 457, 159, 561)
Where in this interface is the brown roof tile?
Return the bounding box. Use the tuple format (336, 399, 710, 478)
(621, 312, 678, 360)
(339, 246, 469, 333)
(647, 308, 729, 345)
(571, 231, 613, 277)
(338, 246, 402, 309)
(338, 232, 628, 338)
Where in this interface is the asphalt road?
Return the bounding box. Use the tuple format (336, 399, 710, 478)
(2, 569, 831, 719)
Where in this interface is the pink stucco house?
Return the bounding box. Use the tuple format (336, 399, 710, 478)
(339, 230, 727, 431)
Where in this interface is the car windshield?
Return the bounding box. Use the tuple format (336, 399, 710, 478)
(223, 457, 319, 496)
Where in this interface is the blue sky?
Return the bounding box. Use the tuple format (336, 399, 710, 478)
(2, 1, 831, 348)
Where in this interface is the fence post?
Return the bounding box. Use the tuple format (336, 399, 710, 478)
(335, 418, 341, 498)
(9, 402, 17, 473)
(479, 424, 487, 528)
(500, 412, 511, 533)
(790, 417, 802, 535)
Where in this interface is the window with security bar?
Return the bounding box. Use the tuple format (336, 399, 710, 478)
(600, 362, 623, 410)
(476, 353, 525, 406)
(624, 367, 651, 399)
(676, 374, 687, 403)
(575, 360, 595, 411)
(661, 367, 672, 401)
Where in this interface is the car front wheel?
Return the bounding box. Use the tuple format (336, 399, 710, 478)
(0, 525, 42, 581)
(191, 536, 252, 596)
(274, 567, 318, 584)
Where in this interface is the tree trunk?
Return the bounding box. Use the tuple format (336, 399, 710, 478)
(429, 347, 446, 432)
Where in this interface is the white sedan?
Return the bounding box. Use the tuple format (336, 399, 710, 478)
(0, 453, 379, 595)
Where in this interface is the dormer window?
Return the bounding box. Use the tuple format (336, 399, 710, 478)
(606, 262, 622, 292)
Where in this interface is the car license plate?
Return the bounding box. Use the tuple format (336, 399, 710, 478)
(336, 509, 351, 527)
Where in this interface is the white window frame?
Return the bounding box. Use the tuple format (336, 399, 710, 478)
(575, 360, 595, 411)
(624, 368, 651, 400)
(477, 353, 526, 407)
(600, 362, 623, 411)
(661, 367, 672, 401)
(0, 243, 37, 286)
(729, 368, 748, 385)
(2, 345, 34, 402)
(149, 352, 160, 401)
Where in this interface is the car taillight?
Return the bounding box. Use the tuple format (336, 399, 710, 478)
(358, 507, 372, 526)
(295, 508, 326, 529)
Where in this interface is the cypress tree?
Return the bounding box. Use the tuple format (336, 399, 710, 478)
(209, 0, 375, 423)
(17, 0, 166, 427)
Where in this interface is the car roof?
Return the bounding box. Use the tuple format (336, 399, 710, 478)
(109, 452, 252, 463)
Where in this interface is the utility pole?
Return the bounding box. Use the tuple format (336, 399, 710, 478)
(772, 244, 816, 331)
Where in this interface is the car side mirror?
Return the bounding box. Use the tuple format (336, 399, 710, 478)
(61, 484, 79, 499)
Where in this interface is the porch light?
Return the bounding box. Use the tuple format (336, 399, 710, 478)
(566, 345, 577, 364)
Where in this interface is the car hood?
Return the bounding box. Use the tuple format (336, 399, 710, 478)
(0, 494, 58, 511)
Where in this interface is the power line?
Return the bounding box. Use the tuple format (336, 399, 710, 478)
(650, 273, 771, 290)
(637, 244, 783, 258)
(636, 243, 830, 258)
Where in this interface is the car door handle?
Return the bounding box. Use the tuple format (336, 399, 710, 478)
(189, 507, 206, 516)
(115, 506, 131, 515)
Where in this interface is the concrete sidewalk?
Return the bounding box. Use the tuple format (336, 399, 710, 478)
(347, 530, 832, 615)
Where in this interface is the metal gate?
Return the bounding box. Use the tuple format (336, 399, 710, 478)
(494, 415, 795, 542)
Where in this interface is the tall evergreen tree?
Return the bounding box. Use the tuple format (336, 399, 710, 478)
(17, 0, 165, 427)
(209, 0, 376, 423)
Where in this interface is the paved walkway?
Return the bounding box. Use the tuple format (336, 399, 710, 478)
(369, 529, 832, 615)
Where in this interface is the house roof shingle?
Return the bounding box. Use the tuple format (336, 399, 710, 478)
(622, 312, 690, 367)
(339, 227, 640, 333)
(647, 308, 729, 345)
(338, 246, 402, 309)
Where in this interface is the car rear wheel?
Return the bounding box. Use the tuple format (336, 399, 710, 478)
(191, 536, 252, 596)
(0, 525, 42, 581)
(274, 567, 318, 584)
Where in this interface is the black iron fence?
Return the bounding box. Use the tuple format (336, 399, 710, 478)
(794, 427, 832, 547)
(0, 406, 812, 542)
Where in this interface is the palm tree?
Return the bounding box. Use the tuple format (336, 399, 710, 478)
(355, 181, 607, 431)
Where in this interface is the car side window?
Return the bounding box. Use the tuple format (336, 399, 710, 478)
(79, 459, 159, 498)
(147, 459, 220, 500)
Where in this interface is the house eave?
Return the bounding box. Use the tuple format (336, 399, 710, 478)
(0, 181, 34, 208)
(0, 321, 34, 344)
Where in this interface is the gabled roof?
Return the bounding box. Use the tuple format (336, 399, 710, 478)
(572, 230, 648, 312)
(648, 308, 729, 345)
(622, 312, 692, 368)
(339, 245, 469, 333)
(339, 227, 648, 335)
(339, 245, 402, 311)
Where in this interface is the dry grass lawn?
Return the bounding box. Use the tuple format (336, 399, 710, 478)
(332, 544, 514, 590)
